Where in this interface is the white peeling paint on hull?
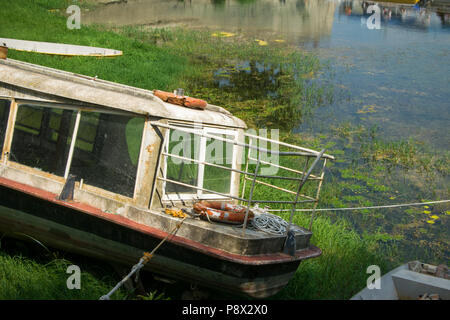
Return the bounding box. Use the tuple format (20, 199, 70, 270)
(0, 38, 122, 57)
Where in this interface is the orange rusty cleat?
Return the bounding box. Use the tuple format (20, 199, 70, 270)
(153, 90, 207, 110)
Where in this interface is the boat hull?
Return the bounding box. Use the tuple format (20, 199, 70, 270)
(0, 179, 321, 298)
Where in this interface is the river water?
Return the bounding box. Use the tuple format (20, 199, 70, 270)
(85, 0, 449, 263)
(85, 0, 449, 146)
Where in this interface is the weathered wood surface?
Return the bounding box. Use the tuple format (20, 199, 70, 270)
(0, 38, 122, 57)
(0, 59, 246, 128)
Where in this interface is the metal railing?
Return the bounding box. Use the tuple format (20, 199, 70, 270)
(149, 121, 332, 233)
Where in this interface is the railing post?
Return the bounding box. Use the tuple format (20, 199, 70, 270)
(242, 151, 260, 236)
(240, 137, 253, 205)
(308, 158, 327, 231)
(287, 150, 325, 234)
(148, 122, 331, 233)
(286, 157, 309, 234)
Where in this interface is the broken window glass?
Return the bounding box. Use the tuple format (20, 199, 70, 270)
(10, 104, 77, 176)
(0, 99, 10, 153)
(69, 112, 145, 198)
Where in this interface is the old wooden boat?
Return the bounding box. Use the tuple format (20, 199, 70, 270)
(0, 58, 333, 298)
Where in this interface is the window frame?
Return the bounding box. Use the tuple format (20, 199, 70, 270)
(0, 98, 12, 163)
(5, 100, 146, 201)
(162, 124, 239, 202)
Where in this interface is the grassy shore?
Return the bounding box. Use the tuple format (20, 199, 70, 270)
(0, 0, 408, 300)
(0, 250, 126, 300)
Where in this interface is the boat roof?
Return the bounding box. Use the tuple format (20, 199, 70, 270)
(0, 58, 247, 129)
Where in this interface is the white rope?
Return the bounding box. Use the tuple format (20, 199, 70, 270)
(267, 200, 450, 213)
(251, 213, 289, 235)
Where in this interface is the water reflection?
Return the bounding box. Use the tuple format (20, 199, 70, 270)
(339, 0, 449, 30)
(85, 0, 449, 146)
(85, 0, 449, 41)
(84, 0, 337, 43)
(297, 0, 450, 150)
(214, 61, 281, 98)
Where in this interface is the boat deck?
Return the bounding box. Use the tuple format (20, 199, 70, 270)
(0, 171, 313, 257)
(130, 205, 313, 256)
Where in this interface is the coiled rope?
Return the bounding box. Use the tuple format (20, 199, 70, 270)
(250, 213, 289, 235)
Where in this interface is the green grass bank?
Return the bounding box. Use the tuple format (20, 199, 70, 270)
(0, 0, 402, 300)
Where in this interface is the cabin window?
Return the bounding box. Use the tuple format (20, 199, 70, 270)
(165, 128, 200, 196)
(0, 99, 10, 153)
(202, 128, 235, 194)
(69, 112, 145, 198)
(10, 104, 77, 176)
(163, 126, 237, 200)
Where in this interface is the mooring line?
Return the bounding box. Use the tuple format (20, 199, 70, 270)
(99, 216, 187, 300)
(267, 200, 450, 212)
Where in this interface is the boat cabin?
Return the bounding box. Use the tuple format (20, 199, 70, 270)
(0, 59, 249, 210)
(0, 58, 333, 297)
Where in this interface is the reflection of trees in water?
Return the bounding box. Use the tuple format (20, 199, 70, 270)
(437, 12, 450, 26)
(84, 0, 337, 43)
(212, 60, 329, 129)
(296, 0, 305, 10)
(217, 61, 281, 100)
(235, 0, 258, 4)
(210, 0, 226, 9)
(295, 0, 310, 19)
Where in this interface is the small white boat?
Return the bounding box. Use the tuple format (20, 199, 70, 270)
(0, 38, 122, 57)
(351, 261, 450, 300)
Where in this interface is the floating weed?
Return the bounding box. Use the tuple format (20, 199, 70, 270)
(301, 71, 315, 79)
(255, 39, 268, 46)
(221, 32, 235, 37)
(212, 31, 235, 37)
(362, 232, 404, 242)
(357, 105, 377, 114)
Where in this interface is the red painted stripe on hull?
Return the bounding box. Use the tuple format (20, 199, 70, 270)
(0, 176, 321, 265)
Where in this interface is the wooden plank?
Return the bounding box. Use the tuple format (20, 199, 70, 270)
(0, 38, 122, 57)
